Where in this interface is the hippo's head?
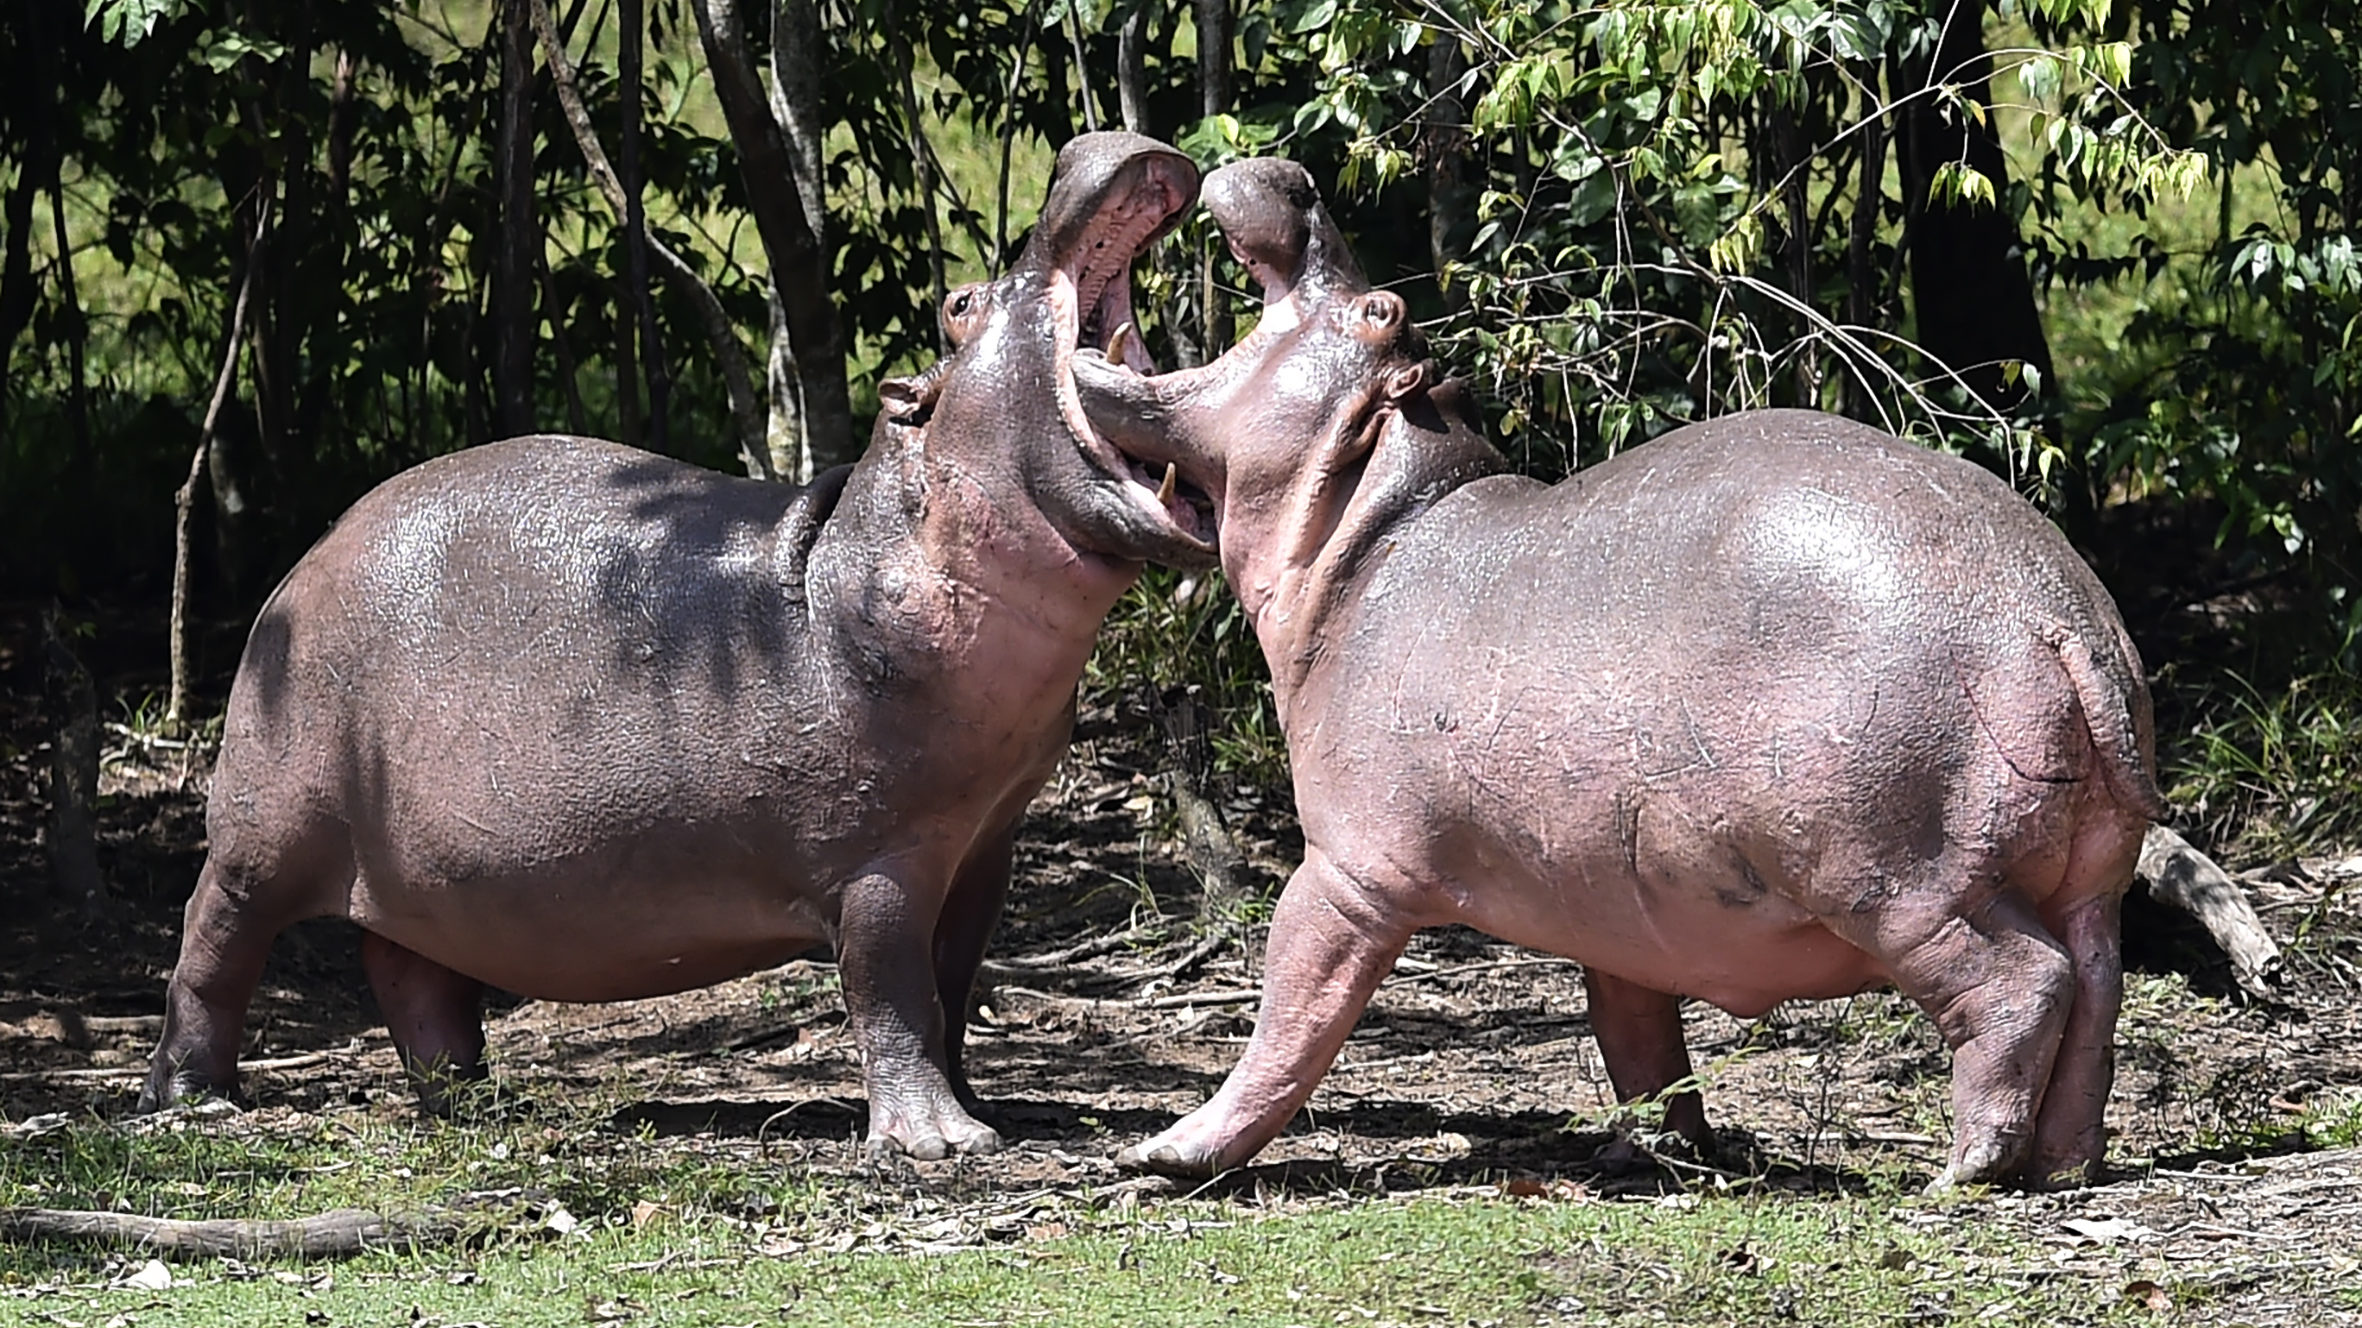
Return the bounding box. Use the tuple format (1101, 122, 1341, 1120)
(1071, 158, 1492, 614)
(878, 131, 1217, 571)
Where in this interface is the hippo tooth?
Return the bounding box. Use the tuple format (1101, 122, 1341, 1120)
(1157, 461, 1178, 506)
(1105, 321, 1134, 365)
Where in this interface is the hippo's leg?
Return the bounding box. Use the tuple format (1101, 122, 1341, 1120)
(933, 826, 1015, 1108)
(1832, 886, 2074, 1189)
(359, 931, 488, 1114)
(1117, 851, 1415, 1177)
(1581, 969, 1710, 1146)
(2020, 889, 2125, 1188)
(140, 858, 289, 1111)
(839, 866, 1001, 1160)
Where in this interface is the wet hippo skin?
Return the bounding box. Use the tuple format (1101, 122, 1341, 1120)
(142, 132, 1218, 1161)
(1076, 158, 2162, 1189)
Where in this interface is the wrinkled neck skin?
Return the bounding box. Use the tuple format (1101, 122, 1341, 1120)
(1236, 389, 1508, 723)
(808, 411, 1138, 706)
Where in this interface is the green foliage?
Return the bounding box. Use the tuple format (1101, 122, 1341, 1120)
(2168, 670, 2362, 859)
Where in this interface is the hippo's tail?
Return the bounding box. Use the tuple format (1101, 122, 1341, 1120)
(2052, 620, 2168, 821)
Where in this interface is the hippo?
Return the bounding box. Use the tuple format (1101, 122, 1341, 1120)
(142, 132, 1216, 1161)
(1073, 158, 2162, 1189)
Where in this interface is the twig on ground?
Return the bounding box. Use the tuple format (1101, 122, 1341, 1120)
(0, 1047, 346, 1084)
(986, 920, 1171, 974)
(0, 1206, 466, 1260)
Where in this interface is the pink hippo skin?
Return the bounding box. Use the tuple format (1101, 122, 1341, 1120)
(141, 133, 1218, 1160)
(1074, 159, 2163, 1189)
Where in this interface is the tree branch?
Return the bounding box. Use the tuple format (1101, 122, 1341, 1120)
(686, 0, 855, 471)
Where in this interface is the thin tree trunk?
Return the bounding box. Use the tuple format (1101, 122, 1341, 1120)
(619, 0, 669, 452)
(494, 0, 539, 438)
(46, 169, 93, 526)
(892, 10, 948, 352)
(1065, 3, 1100, 131)
(168, 212, 263, 731)
(532, 0, 771, 477)
(1423, 26, 1472, 314)
(535, 249, 590, 435)
(0, 169, 36, 434)
(1116, 1, 1150, 134)
(687, 0, 855, 471)
(40, 605, 106, 920)
(766, 0, 826, 480)
(1843, 101, 1886, 422)
(1892, 0, 2054, 418)
(996, 1, 1046, 264)
(1767, 104, 1815, 406)
(1195, 0, 1232, 351)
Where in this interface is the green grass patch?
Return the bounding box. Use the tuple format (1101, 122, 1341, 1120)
(2, 1108, 2152, 1327)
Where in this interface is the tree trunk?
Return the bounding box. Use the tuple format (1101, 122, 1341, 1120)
(766, 0, 826, 480)
(170, 214, 263, 732)
(1766, 104, 1816, 406)
(46, 167, 95, 545)
(1195, 0, 1233, 352)
(1892, 0, 2055, 418)
(532, 0, 771, 477)
(891, 11, 948, 352)
(1116, 1, 1151, 134)
(1842, 100, 1886, 422)
(619, 0, 669, 452)
(1065, 3, 1100, 131)
(0, 169, 36, 435)
(40, 606, 105, 921)
(0, 0, 52, 439)
(1422, 27, 1472, 314)
(688, 0, 855, 472)
(535, 249, 590, 435)
(494, 0, 539, 439)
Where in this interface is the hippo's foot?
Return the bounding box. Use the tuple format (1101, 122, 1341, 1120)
(135, 1066, 247, 1116)
(410, 1058, 496, 1120)
(1925, 1129, 2033, 1194)
(1113, 1119, 1235, 1179)
(863, 1094, 1002, 1162)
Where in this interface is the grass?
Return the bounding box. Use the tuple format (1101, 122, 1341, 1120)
(1, 1105, 2150, 1328)
(2166, 669, 2362, 860)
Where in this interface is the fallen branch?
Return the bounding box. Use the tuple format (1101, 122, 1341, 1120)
(0, 1048, 342, 1084)
(985, 921, 1171, 974)
(0, 1206, 464, 1260)
(2137, 825, 2284, 999)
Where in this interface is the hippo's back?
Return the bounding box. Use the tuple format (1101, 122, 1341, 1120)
(206, 437, 837, 938)
(1310, 409, 2158, 987)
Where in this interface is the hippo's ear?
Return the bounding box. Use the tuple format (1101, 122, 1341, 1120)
(880, 367, 943, 428)
(1383, 361, 1428, 402)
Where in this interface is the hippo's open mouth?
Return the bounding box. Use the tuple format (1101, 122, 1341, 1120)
(1050, 158, 1218, 554)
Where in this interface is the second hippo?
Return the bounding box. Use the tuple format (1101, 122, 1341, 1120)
(1076, 159, 2161, 1189)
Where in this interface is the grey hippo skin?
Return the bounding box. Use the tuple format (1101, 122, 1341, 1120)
(141, 132, 1216, 1161)
(1075, 158, 2164, 1189)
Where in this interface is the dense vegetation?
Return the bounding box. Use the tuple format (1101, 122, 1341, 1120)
(4, 0, 2358, 850)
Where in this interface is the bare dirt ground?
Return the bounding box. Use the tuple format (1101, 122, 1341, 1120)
(4, 606, 2361, 1323)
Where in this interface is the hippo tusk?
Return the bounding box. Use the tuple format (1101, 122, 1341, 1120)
(1106, 322, 1135, 367)
(1157, 461, 1178, 506)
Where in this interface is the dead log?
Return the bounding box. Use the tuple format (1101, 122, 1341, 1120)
(2136, 824, 2283, 999)
(0, 1206, 464, 1260)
